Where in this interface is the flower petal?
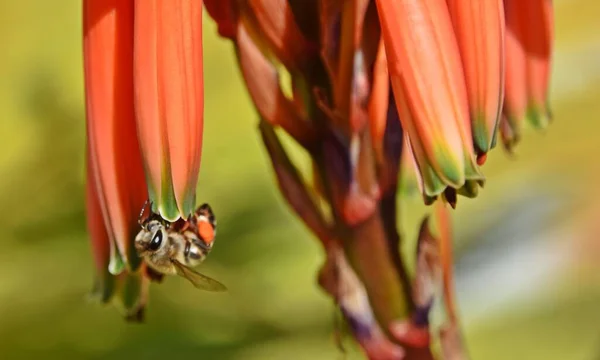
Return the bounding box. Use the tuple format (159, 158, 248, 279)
(85, 147, 115, 302)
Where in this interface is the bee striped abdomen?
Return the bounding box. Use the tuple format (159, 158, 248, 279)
(183, 241, 191, 263)
(188, 245, 203, 260)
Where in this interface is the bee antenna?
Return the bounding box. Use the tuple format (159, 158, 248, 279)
(138, 199, 152, 227)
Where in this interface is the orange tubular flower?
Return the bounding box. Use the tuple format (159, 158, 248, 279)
(86, 156, 149, 320)
(83, 0, 147, 274)
(133, 0, 205, 222)
(502, 0, 554, 148)
(446, 0, 505, 158)
(85, 148, 114, 303)
(375, 0, 483, 199)
(83, 0, 149, 318)
(524, 0, 553, 130)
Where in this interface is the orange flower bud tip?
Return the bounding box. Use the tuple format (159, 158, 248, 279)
(472, 112, 496, 155)
(476, 152, 488, 166)
(457, 180, 480, 199)
(108, 251, 126, 275)
(526, 104, 551, 130)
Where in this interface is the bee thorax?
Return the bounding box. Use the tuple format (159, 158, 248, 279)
(144, 254, 178, 275)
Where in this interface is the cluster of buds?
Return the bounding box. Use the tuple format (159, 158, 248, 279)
(203, 0, 553, 358)
(380, 0, 553, 204)
(82, 0, 553, 358)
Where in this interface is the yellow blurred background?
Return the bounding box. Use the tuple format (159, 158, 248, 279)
(0, 1, 599, 359)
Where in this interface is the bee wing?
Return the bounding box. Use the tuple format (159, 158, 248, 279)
(171, 260, 227, 292)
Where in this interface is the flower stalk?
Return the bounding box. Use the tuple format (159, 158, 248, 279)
(209, 1, 434, 358)
(207, 0, 553, 358)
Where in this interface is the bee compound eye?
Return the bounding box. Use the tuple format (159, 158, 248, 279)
(148, 229, 163, 251)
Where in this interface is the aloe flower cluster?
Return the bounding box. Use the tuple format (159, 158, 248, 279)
(83, 0, 553, 358)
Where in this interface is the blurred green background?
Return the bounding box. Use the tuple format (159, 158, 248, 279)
(1, 1, 599, 359)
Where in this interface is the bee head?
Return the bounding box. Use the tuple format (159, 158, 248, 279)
(135, 220, 168, 256)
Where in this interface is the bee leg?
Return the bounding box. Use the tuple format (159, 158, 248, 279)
(138, 199, 151, 226)
(145, 266, 165, 283)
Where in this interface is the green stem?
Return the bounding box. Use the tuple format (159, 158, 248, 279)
(342, 207, 408, 335)
(380, 188, 415, 312)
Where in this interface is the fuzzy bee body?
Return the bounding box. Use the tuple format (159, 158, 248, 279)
(134, 203, 226, 292)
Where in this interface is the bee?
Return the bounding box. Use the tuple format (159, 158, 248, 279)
(135, 201, 227, 292)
